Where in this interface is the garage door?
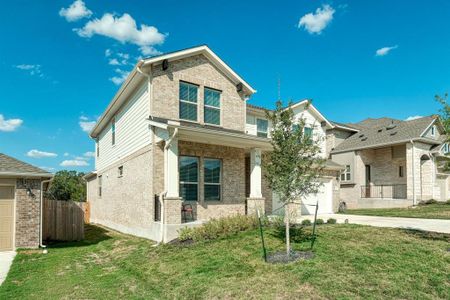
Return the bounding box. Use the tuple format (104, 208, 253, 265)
(271, 178, 333, 216)
(0, 186, 14, 251)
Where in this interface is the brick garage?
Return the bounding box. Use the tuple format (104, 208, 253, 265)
(0, 153, 52, 251)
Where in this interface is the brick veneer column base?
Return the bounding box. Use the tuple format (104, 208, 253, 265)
(164, 197, 183, 224)
(246, 197, 266, 216)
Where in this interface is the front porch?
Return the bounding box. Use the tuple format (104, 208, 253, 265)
(151, 120, 272, 241)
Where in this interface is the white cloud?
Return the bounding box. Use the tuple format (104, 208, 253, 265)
(75, 13, 166, 55)
(40, 166, 55, 172)
(139, 45, 161, 56)
(105, 48, 112, 57)
(375, 45, 398, 56)
(59, 0, 92, 22)
(84, 151, 95, 158)
(15, 64, 43, 77)
(60, 160, 89, 167)
(298, 4, 335, 34)
(75, 156, 89, 160)
(108, 58, 120, 65)
(79, 116, 96, 133)
(405, 115, 423, 121)
(27, 149, 58, 158)
(0, 114, 23, 132)
(110, 68, 130, 85)
(64, 152, 70, 157)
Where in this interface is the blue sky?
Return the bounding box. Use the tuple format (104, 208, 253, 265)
(1, 0, 450, 173)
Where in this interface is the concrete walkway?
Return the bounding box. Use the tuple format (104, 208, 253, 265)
(299, 214, 450, 234)
(0, 251, 16, 286)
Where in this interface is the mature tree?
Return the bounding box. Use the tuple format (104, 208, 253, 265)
(264, 100, 325, 255)
(46, 170, 86, 201)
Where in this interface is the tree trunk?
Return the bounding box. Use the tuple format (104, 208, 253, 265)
(285, 202, 290, 255)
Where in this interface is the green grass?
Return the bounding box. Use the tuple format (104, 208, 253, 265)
(1, 224, 449, 299)
(342, 202, 450, 219)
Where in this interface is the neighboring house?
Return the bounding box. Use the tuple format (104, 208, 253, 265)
(328, 116, 450, 209)
(0, 153, 53, 251)
(85, 45, 342, 242)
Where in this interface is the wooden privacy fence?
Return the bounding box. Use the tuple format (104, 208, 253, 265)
(43, 199, 85, 241)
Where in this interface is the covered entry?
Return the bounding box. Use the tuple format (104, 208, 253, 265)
(0, 186, 14, 251)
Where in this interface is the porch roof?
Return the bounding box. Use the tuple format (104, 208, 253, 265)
(148, 116, 272, 150)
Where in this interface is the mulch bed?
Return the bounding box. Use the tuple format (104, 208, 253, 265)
(168, 238, 195, 247)
(267, 250, 314, 264)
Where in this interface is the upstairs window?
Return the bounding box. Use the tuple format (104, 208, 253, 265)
(111, 118, 116, 145)
(257, 119, 269, 138)
(204, 88, 221, 125)
(179, 156, 199, 201)
(204, 159, 221, 201)
(431, 125, 436, 136)
(304, 126, 313, 142)
(179, 82, 198, 121)
(340, 165, 351, 182)
(443, 143, 449, 154)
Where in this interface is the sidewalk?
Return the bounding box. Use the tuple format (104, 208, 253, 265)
(299, 213, 450, 234)
(0, 251, 16, 286)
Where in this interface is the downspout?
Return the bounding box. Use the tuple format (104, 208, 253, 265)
(155, 127, 178, 245)
(40, 178, 52, 251)
(410, 140, 416, 206)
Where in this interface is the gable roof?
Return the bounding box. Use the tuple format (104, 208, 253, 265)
(332, 116, 440, 153)
(90, 45, 256, 138)
(0, 153, 53, 177)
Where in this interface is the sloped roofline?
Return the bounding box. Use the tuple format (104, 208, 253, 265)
(290, 100, 334, 128)
(90, 45, 256, 138)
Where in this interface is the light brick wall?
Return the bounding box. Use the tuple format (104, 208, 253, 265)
(406, 142, 434, 201)
(89, 146, 155, 239)
(151, 54, 246, 132)
(15, 178, 41, 248)
(178, 141, 246, 220)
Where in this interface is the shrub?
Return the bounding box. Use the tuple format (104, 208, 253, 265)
(327, 218, 337, 224)
(419, 199, 438, 205)
(301, 219, 312, 226)
(269, 215, 285, 228)
(315, 219, 324, 225)
(177, 215, 260, 242)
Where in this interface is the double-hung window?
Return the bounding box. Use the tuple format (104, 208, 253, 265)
(340, 165, 351, 182)
(257, 119, 269, 138)
(204, 158, 221, 201)
(179, 82, 198, 121)
(179, 156, 199, 201)
(204, 88, 221, 125)
(304, 127, 313, 142)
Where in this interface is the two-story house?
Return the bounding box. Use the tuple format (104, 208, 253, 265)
(328, 116, 450, 209)
(85, 45, 342, 242)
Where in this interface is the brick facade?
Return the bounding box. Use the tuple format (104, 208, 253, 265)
(15, 178, 41, 248)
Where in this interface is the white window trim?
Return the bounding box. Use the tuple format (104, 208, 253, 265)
(340, 165, 351, 182)
(256, 118, 269, 138)
(204, 158, 222, 201)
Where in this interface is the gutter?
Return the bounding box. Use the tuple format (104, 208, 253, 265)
(40, 178, 53, 251)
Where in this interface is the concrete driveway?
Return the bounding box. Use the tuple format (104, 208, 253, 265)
(299, 214, 450, 234)
(0, 251, 16, 286)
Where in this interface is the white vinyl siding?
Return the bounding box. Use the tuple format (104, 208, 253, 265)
(292, 106, 327, 158)
(96, 82, 150, 171)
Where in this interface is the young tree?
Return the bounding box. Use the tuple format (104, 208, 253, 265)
(46, 170, 86, 201)
(264, 100, 325, 255)
(436, 93, 450, 170)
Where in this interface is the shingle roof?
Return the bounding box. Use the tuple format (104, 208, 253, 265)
(0, 153, 52, 177)
(332, 116, 439, 153)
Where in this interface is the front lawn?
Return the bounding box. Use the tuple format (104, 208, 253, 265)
(1, 224, 449, 299)
(342, 202, 450, 219)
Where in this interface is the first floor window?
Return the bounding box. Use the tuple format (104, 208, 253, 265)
(399, 166, 404, 178)
(98, 175, 102, 197)
(179, 156, 198, 201)
(204, 158, 221, 201)
(340, 165, 351, 182)
(257, 118, 268, 138)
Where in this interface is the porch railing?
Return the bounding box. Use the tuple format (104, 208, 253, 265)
(360, 184, 407, 199)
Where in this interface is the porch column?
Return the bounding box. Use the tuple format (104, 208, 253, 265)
(164, 134, 182, 225)
(247, 148, 265, 215)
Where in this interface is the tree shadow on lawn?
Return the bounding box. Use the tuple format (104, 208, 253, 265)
(401, 228, 450, 243)
(44, 224, 112, 249)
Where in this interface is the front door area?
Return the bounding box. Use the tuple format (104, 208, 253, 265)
(0, 186, 14, 251)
